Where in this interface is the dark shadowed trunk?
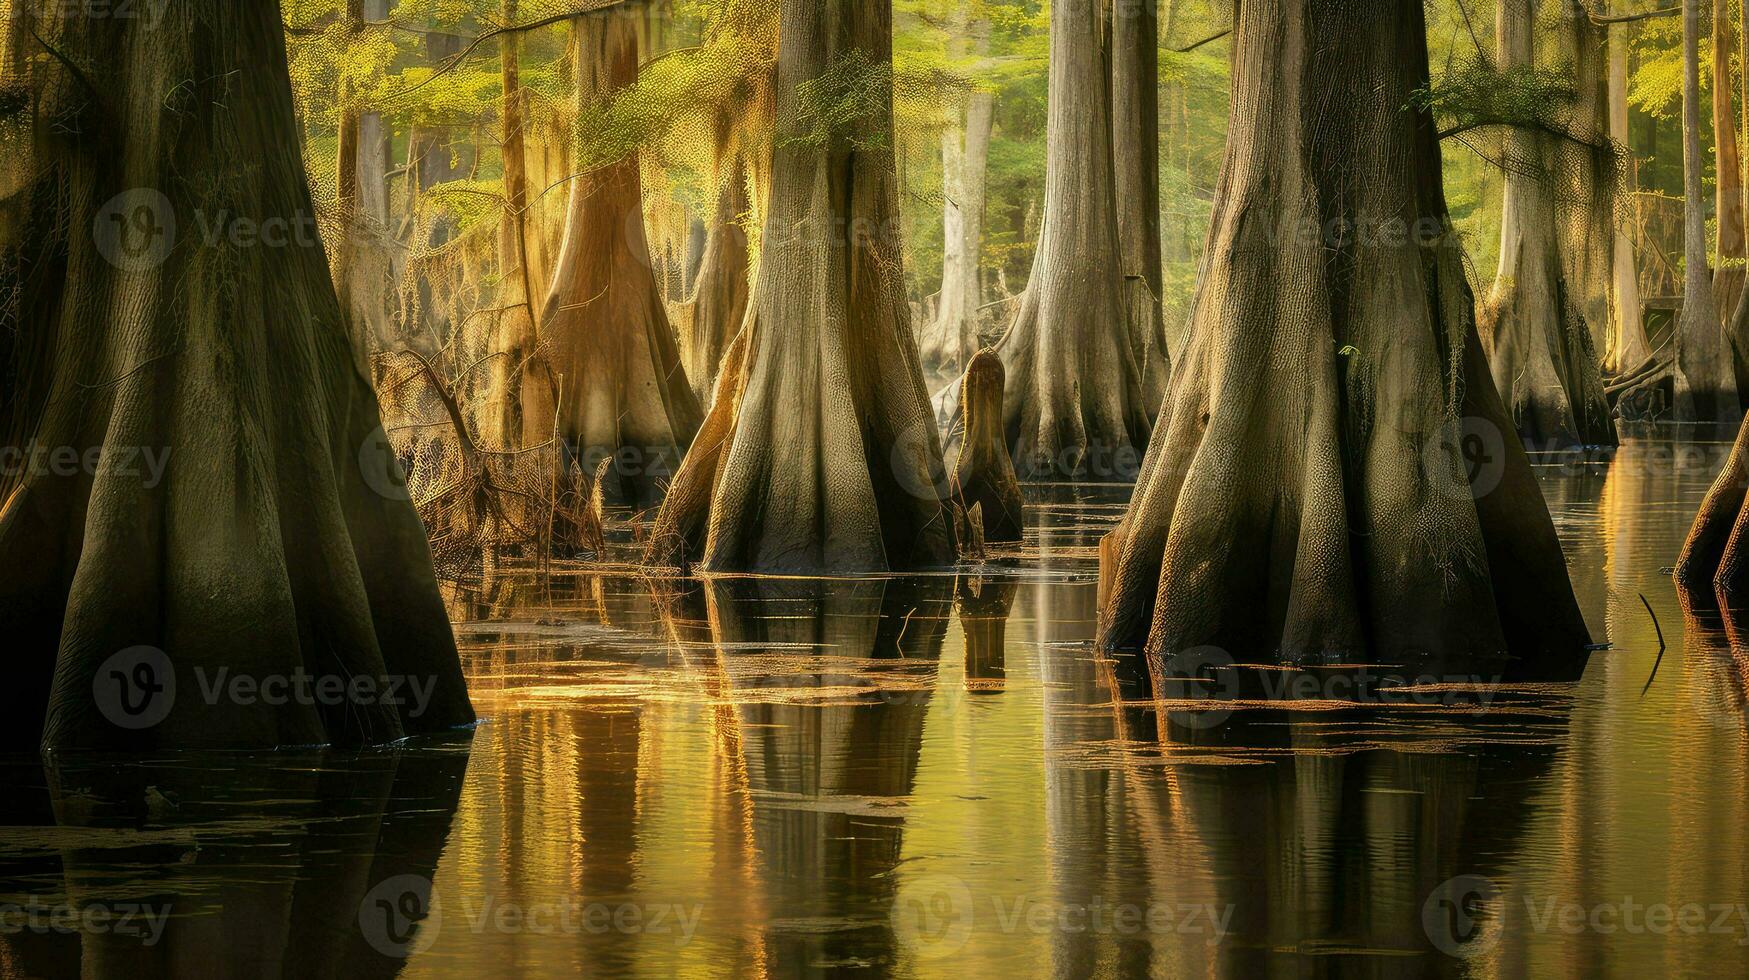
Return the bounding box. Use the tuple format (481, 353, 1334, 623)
(646, 0, 955, 574)
(1480, 0, 1614, 449)
(1676, 0, 1738, 420)
(989, 0, 1150, 481)
(538, 7, 701, 508)
(1098, 0, 1590, 680)
(0, 1, 473, 749)
(1676, 415, 1749, 612)
(1111, 0, 1170, 412)
(684, 148, 751, 404)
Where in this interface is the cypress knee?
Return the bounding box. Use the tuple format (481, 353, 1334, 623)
(952, 351, 1025, 543)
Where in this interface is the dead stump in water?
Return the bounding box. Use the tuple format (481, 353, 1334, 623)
(952, 351, 1025, 544)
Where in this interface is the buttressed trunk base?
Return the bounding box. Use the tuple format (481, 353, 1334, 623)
(1098, 0, 1590, 682)
(0, 3, 474, 750)
(539, 9, 701, 510)
(645, 0, 955, 575)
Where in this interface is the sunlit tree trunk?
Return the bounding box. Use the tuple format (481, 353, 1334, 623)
(478, 0, 545, 453)
(1716, 0, 1746, 323)
(1676, 0, 1738, 421)
(0, 0, 473, 749)
(922, 18, 995, 383)
(1099, 0, 1590, 678)
(1111, 0, 1170, 413)
(1480, 0, 1613, 449)
(1557, 0, 1616, 361)
(538, 7, 701, 508)
(989, 0, 1151, 480)
(684, 148, 751, 403)
(1609, 2, 1650, 375)
(647, 0, 955, 573)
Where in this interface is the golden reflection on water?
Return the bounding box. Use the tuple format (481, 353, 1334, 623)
(2, 441, 1749, 977)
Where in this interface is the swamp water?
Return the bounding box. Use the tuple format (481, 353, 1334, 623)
(1, 436, 1747, 978)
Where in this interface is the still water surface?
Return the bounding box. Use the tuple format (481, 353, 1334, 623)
(2, 436, 1748, 978)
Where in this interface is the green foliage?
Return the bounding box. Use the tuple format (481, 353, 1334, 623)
(1413, 56, 1577, 140)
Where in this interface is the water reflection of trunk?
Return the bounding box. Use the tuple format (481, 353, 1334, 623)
(704, 577, 950, 974)
(657, 587, 769, 976)
(959, 576, 1017, 693)
(1034, 577, 1111, 977)
(1, 744, 469, 975)
(1142, 714, 1562, 975)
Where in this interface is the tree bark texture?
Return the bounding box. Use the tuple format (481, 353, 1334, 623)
(1111, 0, 1171, 414)
(1715, 0, 1746, 323)
(645, 0, 956, 574)
(1098, 0, 1591, 680)
(952, 351, 1024, 543)
(1676, 0, 1738, 421)
(684, 150, 752, 404)
(478, 0, 546, 455)
(538, 7, 701, 508)
(0, 1, 474, 749)
(921, 18, 995, 384)
(1608, 4, 1651, 374)
(990, 0, 1151, 481)
(1480, 0, 1614, 449)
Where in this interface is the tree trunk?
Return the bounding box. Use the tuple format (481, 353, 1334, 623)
(476, 0, 545, 455)
(1676, 0, 1738, 421)
(1557, 0, 1617, 364)
(1111, 0, 1170, 414)
(1677, 414, 1749, 608)
(1609, 3, 1651, 374)
(1098, 0, 1591, 680)
(1715, 0, 1746, 323)
(358, 0, 391, 225)
(684, 150, 751, 403)
(646, 0, 956, 574)
(922, 20, 995, 384)
(1480, 0, 1614, 449)
(538, 7, 701, 508)
(0, 1, 473, 749)
(989, 0, 1150, 480)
